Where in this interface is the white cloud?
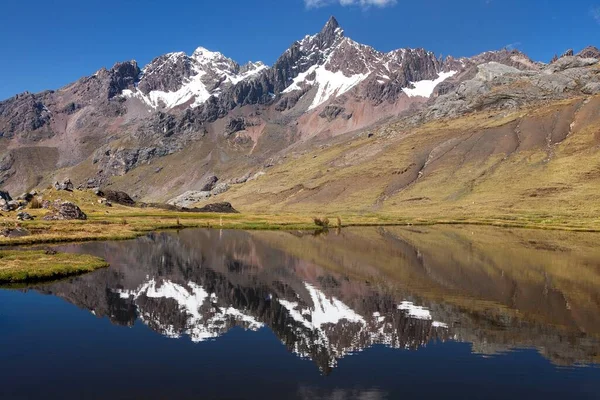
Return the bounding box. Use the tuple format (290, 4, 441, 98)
(592, 7, 600, 24)
(305, 0, 397, 9)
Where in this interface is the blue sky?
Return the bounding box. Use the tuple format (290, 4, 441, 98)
(0, 0, 598, 100)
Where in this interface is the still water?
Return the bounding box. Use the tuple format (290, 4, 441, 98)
(1, 226, 600, 399)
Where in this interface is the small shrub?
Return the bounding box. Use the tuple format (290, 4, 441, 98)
(121, 218, 127, 225)
(314, 217, 330, 228)
(336, 216, 342, 228)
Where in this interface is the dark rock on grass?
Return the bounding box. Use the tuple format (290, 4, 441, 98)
(43, 201, 87, 221)
(1, 227, 30, 238)
(54, 178, 74, 191)
(17, 212, 34, 221)
(191, 202, 239, 214)
(102, 190, 135, 206)
(0, 199, 19, 212)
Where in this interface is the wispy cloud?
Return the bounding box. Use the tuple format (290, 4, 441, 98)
(305, 0, 397, 9)
(505, 42, 522, 51)
(591, 6, 600, 23)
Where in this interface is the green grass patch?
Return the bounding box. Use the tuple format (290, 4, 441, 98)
(0, 250, 109, 283)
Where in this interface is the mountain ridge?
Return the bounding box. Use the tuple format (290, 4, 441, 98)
(0, 17, 598, 216)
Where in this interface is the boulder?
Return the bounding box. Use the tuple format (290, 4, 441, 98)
(193, 202, 239, 213)
(167, 191, 211, 208)
(17, 212, 34, 221)
(0, 227, 30, 238)
(43, 202, 87, 221)
(210, 182, 230, 196)
(54, 178, 74, 191)
(1, 200, 19, 212)
(102, 190, 135, 206)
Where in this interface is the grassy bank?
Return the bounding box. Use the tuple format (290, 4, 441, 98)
(2, 188, 600, 248)
(0, 250, 109, 284)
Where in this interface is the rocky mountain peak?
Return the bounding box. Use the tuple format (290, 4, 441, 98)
(314, 16, 344, 50)
(577, 46, 600, 59)
(191, 47, 235, 67)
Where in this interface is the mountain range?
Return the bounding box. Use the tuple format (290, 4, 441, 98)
(1, 17, 599, 216)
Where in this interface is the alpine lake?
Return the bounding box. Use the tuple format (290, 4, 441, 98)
(1, 225, 600, 399)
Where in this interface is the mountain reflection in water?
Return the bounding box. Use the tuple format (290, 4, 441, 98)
(34, 226, 600, 373)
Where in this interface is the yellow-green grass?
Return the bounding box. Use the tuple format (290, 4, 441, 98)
(189, 96, 600, 229)
(2, 185, 600, 247)
(7, 94, 600, 252)
(0, 250, 108, 284)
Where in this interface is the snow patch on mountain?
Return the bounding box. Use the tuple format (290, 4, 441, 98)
(398, 301, 433, 320)
(309, 68, 369, 110)
(115, 279, 263, 342)
(282, 60, 369, 110)
(402, 70, 457, 98)
(123, 67, 213, 109)
(279, 282, 365, 330)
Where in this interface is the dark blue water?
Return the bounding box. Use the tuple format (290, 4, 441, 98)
(1, 227, 599, 399)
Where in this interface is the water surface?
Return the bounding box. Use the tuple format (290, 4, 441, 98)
(1, 226, 600, 399)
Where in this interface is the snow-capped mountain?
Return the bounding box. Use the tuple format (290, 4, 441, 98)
(0, 16, 597, 200)
(122, 47, 267, 109)
(277, 17, 454, 110)
(121, 16, 461, 113)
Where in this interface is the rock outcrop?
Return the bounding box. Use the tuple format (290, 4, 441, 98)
(192, 202, 238, 213)
(43, 202, 87, 221)
(168, 191, 212, 208)
(103, 190, 135, 206)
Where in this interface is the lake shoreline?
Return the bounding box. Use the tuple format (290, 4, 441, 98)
(3, 212, 600, 248)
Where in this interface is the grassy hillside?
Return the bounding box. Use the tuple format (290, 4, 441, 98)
(205, 96, 600, 228)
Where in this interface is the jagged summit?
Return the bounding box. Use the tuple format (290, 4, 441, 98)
(316, 15, 344, 47)
(324, 15, 340, 30)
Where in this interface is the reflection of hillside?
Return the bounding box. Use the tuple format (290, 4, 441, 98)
(247, 226, 600, 365)
(37, 226, 600, 369)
